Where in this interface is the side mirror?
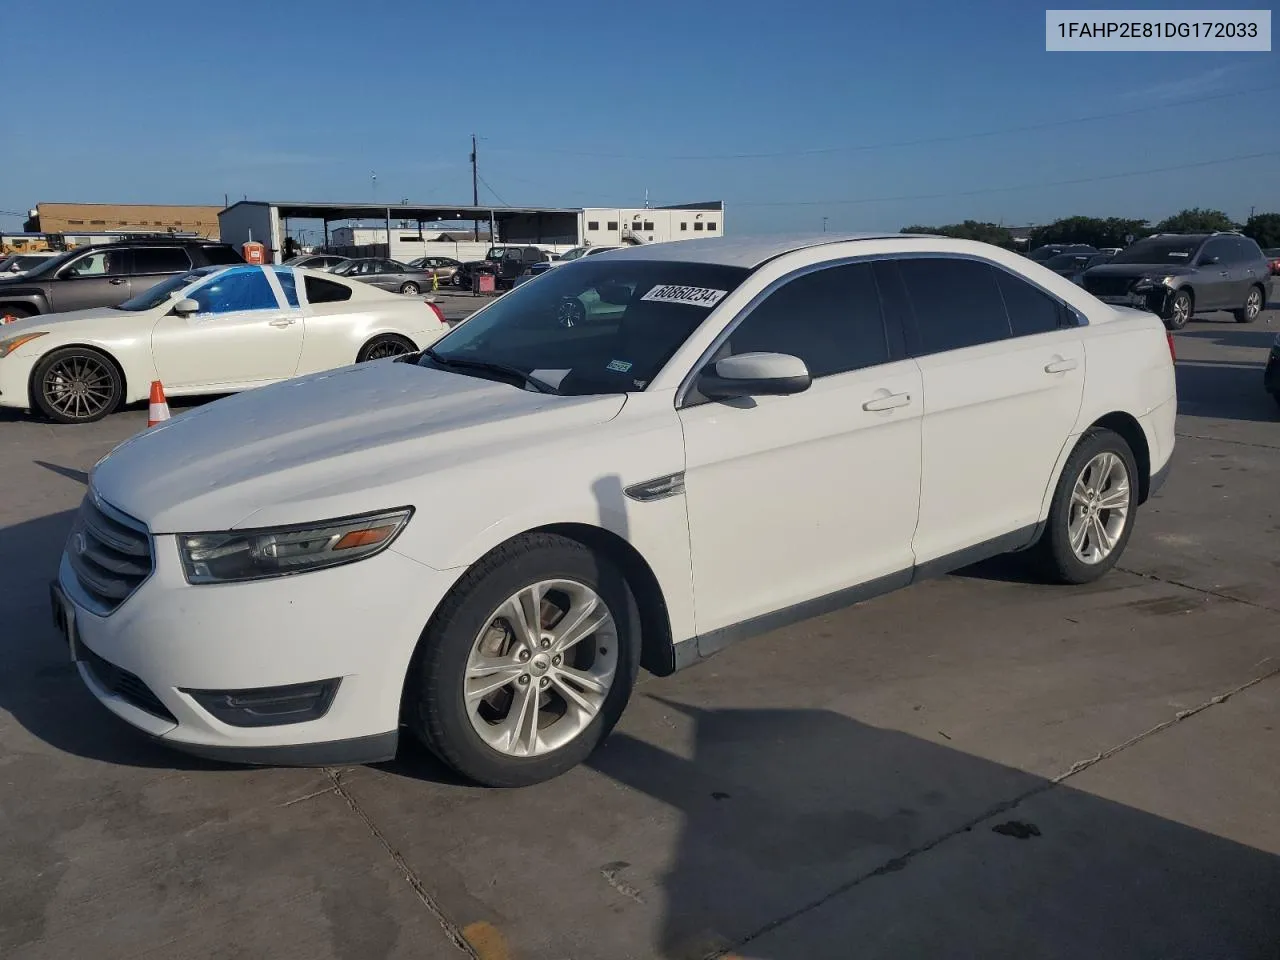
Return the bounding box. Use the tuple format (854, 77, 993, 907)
(173, 298, 200, 316)
(696, 352, 812, 400)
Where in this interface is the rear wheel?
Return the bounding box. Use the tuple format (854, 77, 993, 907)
(1233, 285, 1264, 323)
(1165, 289, 1192, 330)
(399, 282, 420, 295)
(31, 347, 123, 424)
(356, 334, 416, 362)
(1029, 428, 1138, 584)
(406, 533, 641, 787)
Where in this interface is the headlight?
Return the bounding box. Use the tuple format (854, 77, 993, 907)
(178, 508, 412, 584)
(0, 331, 47, 357)
(1161, 276, 1177, 287)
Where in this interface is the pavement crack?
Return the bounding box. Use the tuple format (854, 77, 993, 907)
(279, 785, 338, 807)
(323, 768, 479, 958)
(1116, 565, 1280, 614)
(1175, 432, 1280, 451)
(708, 664, 1280, 960)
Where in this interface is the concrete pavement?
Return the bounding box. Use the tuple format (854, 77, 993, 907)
(0, 306, 1277, 959)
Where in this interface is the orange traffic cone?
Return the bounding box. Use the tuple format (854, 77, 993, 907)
(147, 381, 171, 428)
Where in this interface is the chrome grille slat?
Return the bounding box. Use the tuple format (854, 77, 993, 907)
(68, 494, 153, 614)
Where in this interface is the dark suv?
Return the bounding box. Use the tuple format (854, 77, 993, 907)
(454, 245, 553, 290)
(1081, 233, 1272, 330)
(0, 238, 243, 322)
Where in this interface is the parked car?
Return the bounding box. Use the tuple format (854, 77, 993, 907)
(1263, 247, 1280, 277)
(1080, 232, 1272, 330)
(513, 246, 621, 288)
(49, 233, 1176, 786)
(1068, 252, 1117, 286)
(1041, 252, 1097, 278)
(454, 245, 554, 290)
(1028, 243, 1098, 262)
(330, 258, 439, 295)
(0, 251, 60, 279)
(1265, 333, 1280, 409)
(284, 254, 350, 271)
(0, 237, 244, 324)
(404, 256, 462, 285)
(0, 264, 447, 423)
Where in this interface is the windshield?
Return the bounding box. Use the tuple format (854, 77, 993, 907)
(557, 247, 588, 262)
(1043, 253, 1084, 270)
(114, 269, 215, 311)
(1112, 238, 1201, 265)
(420, 259, 750, 396)
(5, 250, 73, 277)
(1, 254, 50, 272)
(484, 247, 510, 260)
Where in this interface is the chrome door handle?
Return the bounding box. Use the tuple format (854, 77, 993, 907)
(268, 318, 296, 328)
(109, 278, 126, 285)
(862, 392, 911, 412)
(1219, 271, 1230, 277)
(1044, 358, 1079, 374)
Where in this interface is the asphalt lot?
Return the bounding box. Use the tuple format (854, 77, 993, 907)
(1, 301, 1278, 959)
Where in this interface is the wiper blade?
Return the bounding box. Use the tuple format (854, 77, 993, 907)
(422, 348, 558, 394)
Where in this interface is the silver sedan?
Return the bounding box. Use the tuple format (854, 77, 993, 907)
(331, 258, 440, 295)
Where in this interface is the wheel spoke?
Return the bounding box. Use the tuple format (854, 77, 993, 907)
(1096, 485, 1129, 510)
(500, 585, 542, 649)
(550, 597, 609, 655)
(1068, 513, 1088, 553)
(1071, 477, 1091, 508)
(551, 672, 602, 716)
(497, 681, 541, 756)
(464, 658, 525, 701)
(554, 665, 610, 697)
(1091, 515, 1114, 554)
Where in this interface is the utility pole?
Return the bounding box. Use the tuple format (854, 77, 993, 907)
(822, 216, 829, 233)
(471, 134, 480, 242)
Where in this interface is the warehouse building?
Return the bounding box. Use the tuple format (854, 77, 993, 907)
(23, 202, 222, 239)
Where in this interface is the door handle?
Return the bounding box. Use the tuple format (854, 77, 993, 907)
(1219, 271, 1230, 277)
(862, 392, 911, 412)
(1044, 358, 1079, 374)
(268, 318, 296, 328)
(109, 278, 125, 285)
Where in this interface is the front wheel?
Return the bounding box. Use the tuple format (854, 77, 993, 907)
(1164, 289, 1192, 330)
(1028, 428, 1139, 584)
(1233, 285, 1264, 323)
(406, 533, 641, 787)
(31, 347, 123, 423)
(399, 282, 420, 295)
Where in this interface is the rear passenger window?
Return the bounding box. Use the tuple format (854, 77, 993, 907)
(994, 269, 1062, 337)
(132, 247, 192, 274)
(896, 258, 1010, 355)
(304, 276, 353, 304)
(726, 263, 889, 377)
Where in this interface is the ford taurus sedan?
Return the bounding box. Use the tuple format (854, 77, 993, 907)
(50, 234, 1176, 785)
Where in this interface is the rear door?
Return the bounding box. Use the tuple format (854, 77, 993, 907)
(130, 246, 194, 297)
(886, 256, 1085, 566)
(150, 266, 304, 389)
(1194, 238, 1236, 310)
(48, 247, 132, 311)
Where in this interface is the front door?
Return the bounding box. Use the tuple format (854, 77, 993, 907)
(151, 266, 304, 389)
(1194, 237, 1236, 310)
(885, 256, 1085, 565)
(680, 261, 923, 637)
(49, 247, 132, 311)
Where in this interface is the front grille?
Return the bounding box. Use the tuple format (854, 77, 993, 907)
(1084, 275, 1135, 298)
(80, 643, 177, 723)
(67, 493, 152, 614)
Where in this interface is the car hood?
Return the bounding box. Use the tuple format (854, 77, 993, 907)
(1, 305, 140, 334)
(1084, 263, 1195, 280)
(91, 361, 628, 533)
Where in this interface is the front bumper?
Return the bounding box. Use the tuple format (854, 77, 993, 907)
(0, 351, 36, 409)
(54, 532, 460, 764)
(1094, 287, 1169, 315)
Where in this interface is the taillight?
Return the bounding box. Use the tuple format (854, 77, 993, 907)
(1167, 332, 1176, 362)
(425, 300, 446, 325)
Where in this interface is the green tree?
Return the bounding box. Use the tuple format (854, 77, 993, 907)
(1028, 216, 1149, 249)
(1153, 208, 1237, 233)
(1242, 213, 1280, 249)
(901, 221, 1014, 248)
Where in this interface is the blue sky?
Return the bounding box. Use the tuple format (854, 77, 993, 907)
(3, 0, 1276, 234)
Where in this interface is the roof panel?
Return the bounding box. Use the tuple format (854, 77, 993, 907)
(605, 233, 925, 267)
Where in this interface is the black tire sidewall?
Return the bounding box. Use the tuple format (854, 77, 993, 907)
(1166, 290, 1191, 330)
(356, 335, 414, 362)
(410, 533, 641, 787)
(31, 347, 122, 423)
(1234, 286, 1263, 323)
(1036, 428, 1139, 584)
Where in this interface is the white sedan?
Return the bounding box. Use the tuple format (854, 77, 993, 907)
(0, 264, 448, 422)
(52, 234, 1176, 786)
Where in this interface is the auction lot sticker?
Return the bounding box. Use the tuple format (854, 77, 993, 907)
(640, 285, 728, 307)
(1046, 10, 1271, 51)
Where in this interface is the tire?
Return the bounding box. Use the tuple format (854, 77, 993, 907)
(1028, 427, 1139, 585)
(1164, 289, 1192, 330)
(1232, 285, 1264, 324)
(399, 282, 420, 295)
(1, 304, 36, 324)
(406, 532, 641, 787)
(356, 334, 416, 362)
(31, 347, 123, 424)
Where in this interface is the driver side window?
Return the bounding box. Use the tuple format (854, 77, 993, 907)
(63, 249, 129, 278)
(188, 268, 279, 315)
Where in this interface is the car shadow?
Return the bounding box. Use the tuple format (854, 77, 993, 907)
(1178, 328, 1278, 350)
(1174, 359, 1278, 423)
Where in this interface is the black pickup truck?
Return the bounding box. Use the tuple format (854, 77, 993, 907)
(453, 245, 554, 291)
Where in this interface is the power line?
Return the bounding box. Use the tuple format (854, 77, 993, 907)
(476, 174, 512, 207)
(731, 149, 1280, 208)
(488, 83, 1280, 161)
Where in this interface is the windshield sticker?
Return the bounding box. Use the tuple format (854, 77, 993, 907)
(640, 284, 728, 308)
(606, 359, 633, 373)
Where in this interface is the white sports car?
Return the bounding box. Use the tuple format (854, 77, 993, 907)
(0, 264, 448, 422)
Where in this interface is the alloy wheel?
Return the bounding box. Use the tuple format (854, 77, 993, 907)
(42, 355, 115, 421)
(1170, 293, 1190, 327)
(1067, 452, 1130, 564)
(364, 339, 413, 360)
(1245, 288, 1262, 320)
(464, 579, 618, 758)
